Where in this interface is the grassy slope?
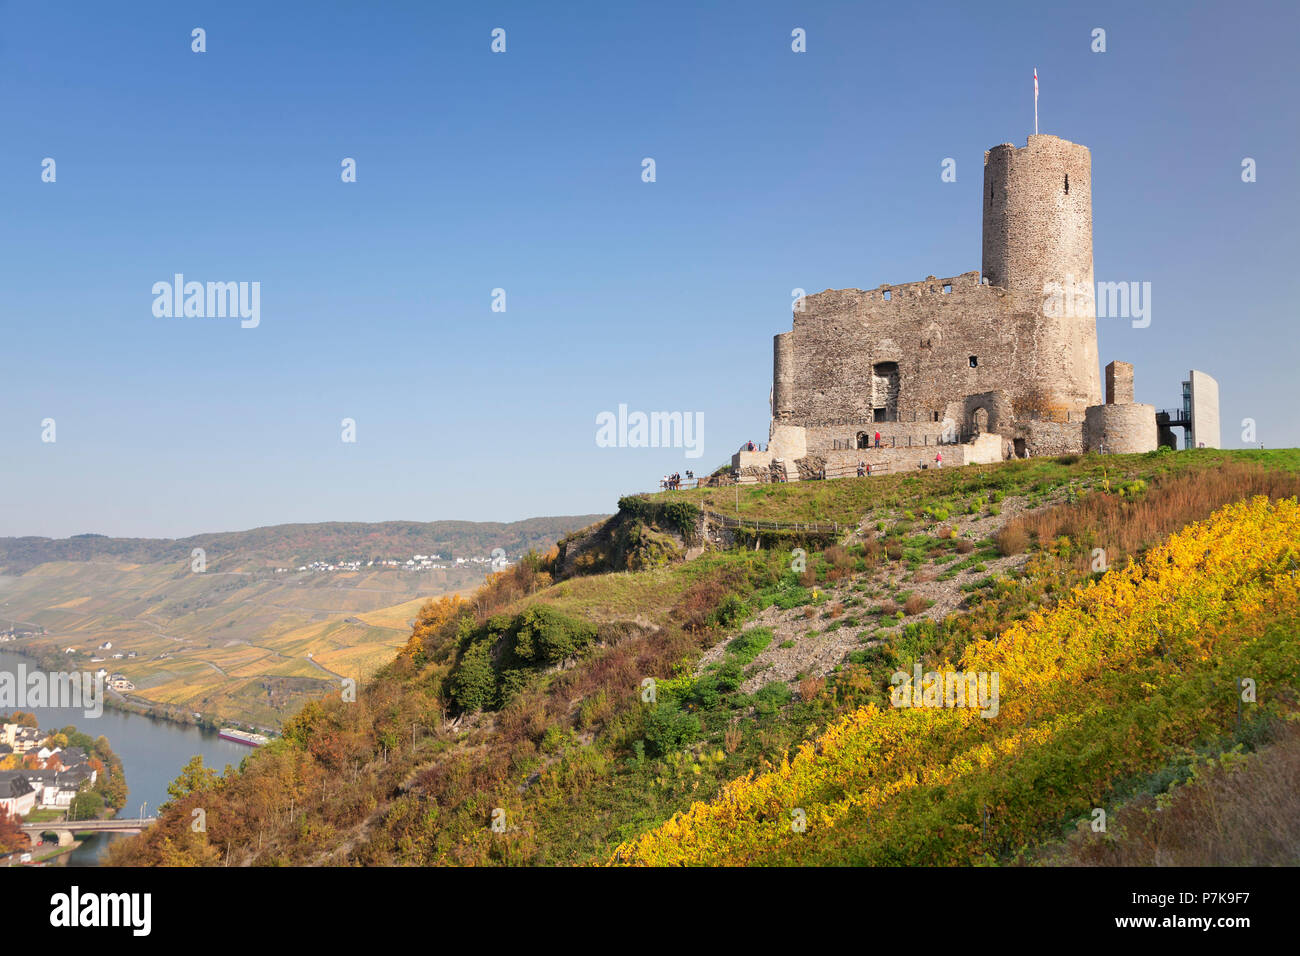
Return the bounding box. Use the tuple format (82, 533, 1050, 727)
(657, 448, 1294, 525)
(103, 448, 1300, 866)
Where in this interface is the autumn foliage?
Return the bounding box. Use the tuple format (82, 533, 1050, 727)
(611, 496, 1300, 865)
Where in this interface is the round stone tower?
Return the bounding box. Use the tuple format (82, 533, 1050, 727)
(982, 134, 1101, 414)
(772, 331, 794, 421)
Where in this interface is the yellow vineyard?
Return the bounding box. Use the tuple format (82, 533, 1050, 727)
(611, 496, 1300, 865)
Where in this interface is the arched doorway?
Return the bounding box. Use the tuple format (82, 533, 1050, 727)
(972, 407, 990, 435)
(857, 432, 869, 449)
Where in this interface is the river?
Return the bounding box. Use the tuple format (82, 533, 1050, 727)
(0, 648, 256, 864)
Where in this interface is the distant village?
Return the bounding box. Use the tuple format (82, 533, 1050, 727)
(273, 552, 512, 574)
(51, 642, 138, 692)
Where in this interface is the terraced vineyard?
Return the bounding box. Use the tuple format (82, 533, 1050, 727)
(0, 515, 603, 728)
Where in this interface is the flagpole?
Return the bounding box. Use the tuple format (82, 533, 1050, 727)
(1034, 68, 1039, 135)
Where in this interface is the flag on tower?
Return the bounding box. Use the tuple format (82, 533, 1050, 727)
(1034, 68, 1039, 134)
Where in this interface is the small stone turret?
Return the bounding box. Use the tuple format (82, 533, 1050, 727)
(1085, 360, 1156, 453)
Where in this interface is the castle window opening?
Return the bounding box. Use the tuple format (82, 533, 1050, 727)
(1064, 174, 1070, 195)
(870, 361, 900, 423)
(968, 355, 978, 368)
(942, 284, 952, 294)
(882, 290, 891, 301)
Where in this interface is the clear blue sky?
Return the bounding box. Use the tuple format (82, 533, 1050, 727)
(2, 0, 1296, 538)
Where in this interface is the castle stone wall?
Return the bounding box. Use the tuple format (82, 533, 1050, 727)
(1105, 360, 1134, 405)
(780, 272, 1060, 428)
(1023, 419, 1086, 457)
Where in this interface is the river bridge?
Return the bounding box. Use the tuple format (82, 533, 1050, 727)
(20, 817, 157, 846)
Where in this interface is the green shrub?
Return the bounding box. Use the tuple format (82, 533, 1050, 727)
(713, 594, 749, 628)
(512, 605, 597, 665)
(685, 677, 723, 710)
(448, 605, 597, 712)
(754, 682, 792, 716)
(617, 495, 701, 539)
(714, 659, 745, 693)
(540, 726, 567, 753)
(496, 668, 531, 704)
(642, 702, 701, 757)
(449, 640, 497, 711)
(726, 627, 774, 665)
(772, 586, 811, 610)
(849, 644, 894, 667)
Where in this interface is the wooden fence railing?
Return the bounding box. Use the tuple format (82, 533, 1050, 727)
(701, 509, 842, 534)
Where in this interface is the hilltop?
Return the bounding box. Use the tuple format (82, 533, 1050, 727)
(101, 449, 1300, 866)
(0, 516, 607, 575)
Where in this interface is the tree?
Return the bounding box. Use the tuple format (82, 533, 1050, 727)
(449, 640, 497, 712)
(95, 758, 127, 810)
(0, 807, 29, 855)
(70, 790, 105, 820)
(64, 729, 95, 751)
(164, 755, 218, 805)
(280, 701, 325, 750)
(156, 830, 221, 866)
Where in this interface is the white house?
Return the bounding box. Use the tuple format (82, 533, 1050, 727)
(22, 770, 82, 810)
(0, 772, 36, 818)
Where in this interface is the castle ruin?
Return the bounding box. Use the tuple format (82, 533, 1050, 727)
(736, 133, 1212, 481)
